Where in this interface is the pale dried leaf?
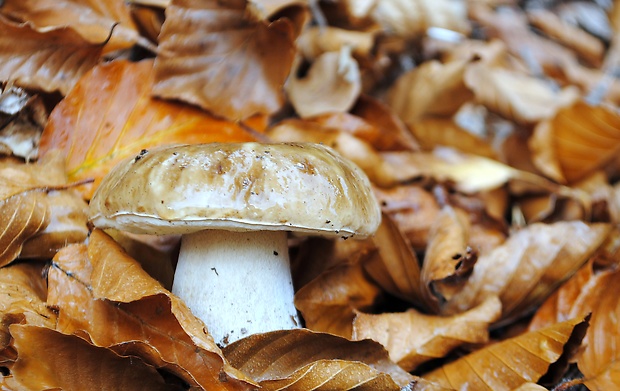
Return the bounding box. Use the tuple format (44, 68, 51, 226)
(388, 59, 473, 125)
(287, 47, 362, 118)
(464, 63, 580, 125)
(373, 0, 470, 37)
(423, 316, 589, 391)
(353, 297, 501, 372)
(153, 0, 297, 120)
(0, 18, 101, 95)
(223, 328, 416, 389)
(443, 222, 610, 321)
(297, 26, 375, 60)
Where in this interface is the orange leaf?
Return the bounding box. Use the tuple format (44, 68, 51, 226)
(153, 0, 297, 120)
(9, 325, 170, 390)
(38, 59, 258, 199)
(47, 229, 256, 390)
(423, 316, 589, 390)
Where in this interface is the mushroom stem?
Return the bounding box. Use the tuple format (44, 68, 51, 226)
(172, 229, 300, 346)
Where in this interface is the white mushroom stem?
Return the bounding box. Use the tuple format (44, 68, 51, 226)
(172, 229, 300, 346)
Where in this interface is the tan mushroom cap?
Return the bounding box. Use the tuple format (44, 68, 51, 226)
(89, 142, 381, 238)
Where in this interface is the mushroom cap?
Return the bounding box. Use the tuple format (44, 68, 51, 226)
(89, 142, 381, 238)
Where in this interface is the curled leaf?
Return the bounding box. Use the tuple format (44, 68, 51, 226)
(353, 297, 502, 372)
(423, 316, 589, 391)
(287, 47, 362, 118)
(223, 328, 416, 390)
(153, 0, 297, 120)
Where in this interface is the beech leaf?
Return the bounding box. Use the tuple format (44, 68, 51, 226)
(223, 328, 416, 390)
(9, 325, 171, 390)
(0, 262, 56, 351)
(47, 229, 257, 390)
(1, 0, 145, 53)
(530, 100, 620, 184)
(286, 47, 362, 118)
(38, 59, 259, 199)
(0, 17, 101, 95)
(153, 0, 297, 120)
(352, 297, 502, 372)
(443, 221, 610, 322)
(423, 316, 589, 391)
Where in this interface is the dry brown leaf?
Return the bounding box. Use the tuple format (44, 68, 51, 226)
(372, 0, 470, 38)
(39, 59, 259, 199)
(352, 95, 420, 152)
(373, 184, 440, 250)
(287, 47, 362, 118)
(363, 213, 425, 307)
(153, 0, 297, 120)
(464, 62, 580, 125)
(47, 229, 256, 390)
(353, 297, 501, 372)
(223, 328, 416, 390)
(443, 221, 610, 322)
(411, 116, 497, 159)
(9, 325, 171, 390)
(0, 18, 101, 95)
(0, 86, 46, 160)
(423, 316, 589, 391)
(421, 205, 476, 310)
(530, 260, 620, 390)
(295, 261, 382, 339)
(1, 0, 145, 53)
(0, 262, 56, 351)
(530, 100, 620, 184)
(526, 8, 604, 67)
(297, 26, 375, 60)
(0, 155, 87, 266)
(388, 59, 474, 125)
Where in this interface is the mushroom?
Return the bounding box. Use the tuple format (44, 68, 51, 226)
(89, 142, 381, 346)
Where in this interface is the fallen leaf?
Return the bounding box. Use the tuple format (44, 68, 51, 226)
(530, 100, 620, 184)
(286, 47, 362, 118)
(47, 229, 257, 390)
(388, 59, 473, 125)
(353, 297, 502, 372)
(39, 59, 258, 199)
(373, 184, 440, 250)
(1, 0, 146, 53)
(223, 328, 416, 390)
(0, 86, 46, 160)
(295, 261, 383, 339)
(443, 221, 610, 322)
(423, 316, 589, 391)
(372, 0, 470, 38)
(0, 17, 101, 95)
(0, 262, 56, 351)
(420, 204, 476, 310)
(527, 8, 604, 67)
(363, 213, 425, 307)
(9, 325, 172, 390)
(464, 62, 579, 125)
(297, 25, 375, 60)
(153, 0, 297, 120)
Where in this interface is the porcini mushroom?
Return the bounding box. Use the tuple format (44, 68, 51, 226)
(89, 142, 381, 346)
